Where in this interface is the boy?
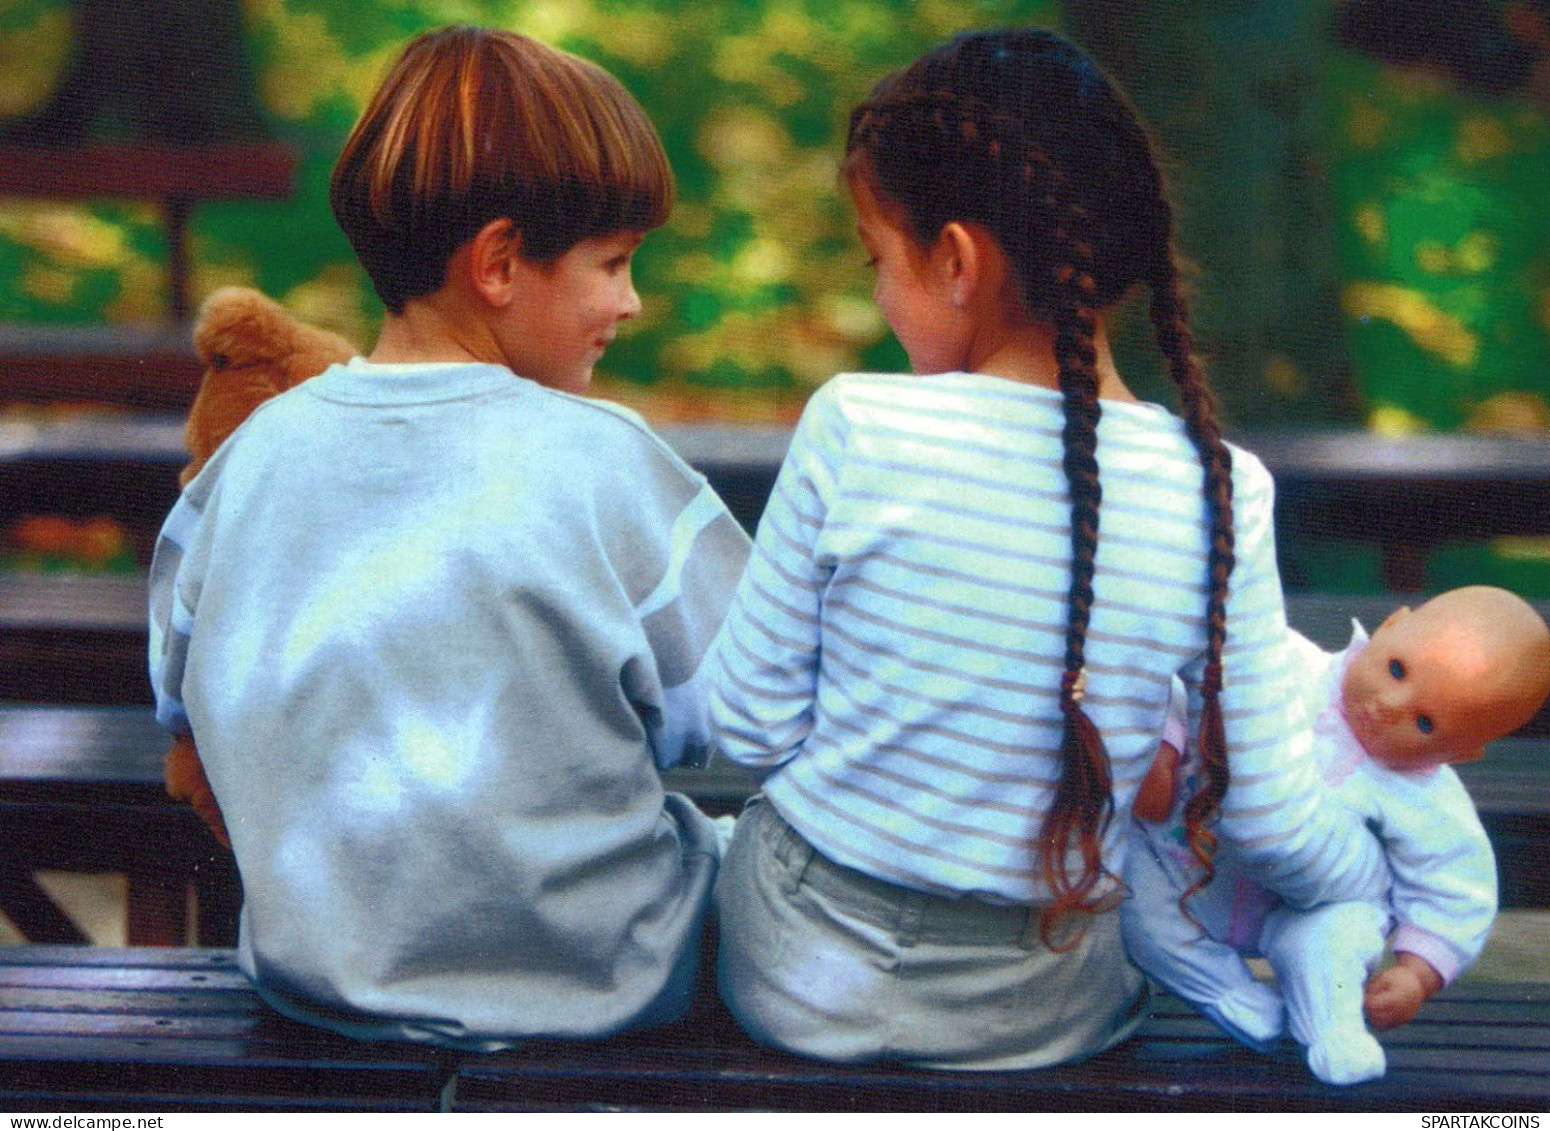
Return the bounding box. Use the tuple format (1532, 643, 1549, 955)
(1125, 586, 1550, 1084)
(148, 27, 750, 1049)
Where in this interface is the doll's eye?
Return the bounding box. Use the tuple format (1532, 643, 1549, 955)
(1388, 659, 1405, 679)
(1416, 715, 1434, 734)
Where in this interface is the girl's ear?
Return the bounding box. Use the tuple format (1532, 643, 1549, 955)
(935, 221, 979, 307)
(465, 218, 522, 308)
(935, 221, 1005, 309)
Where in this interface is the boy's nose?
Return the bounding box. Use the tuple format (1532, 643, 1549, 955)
(619, 281, 642, 321)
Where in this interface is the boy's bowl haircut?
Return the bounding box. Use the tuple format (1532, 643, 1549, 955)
(330, 25, 673, 314)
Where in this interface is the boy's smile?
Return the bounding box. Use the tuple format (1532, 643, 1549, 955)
(497, 230, 644, 393)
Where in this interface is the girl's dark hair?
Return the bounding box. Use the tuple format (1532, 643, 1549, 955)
(845, 27, 1234, 945)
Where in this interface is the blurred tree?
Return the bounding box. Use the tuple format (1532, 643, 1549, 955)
(1065, 0, 1360, 430)
(0, 0, 270, 144)
(1327, 0, 1550, 436)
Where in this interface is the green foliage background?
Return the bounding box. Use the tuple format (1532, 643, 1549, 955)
(2, 0, 1549, 439)
(0, 0, 1059, 403)
(7, 0, 1550, 591)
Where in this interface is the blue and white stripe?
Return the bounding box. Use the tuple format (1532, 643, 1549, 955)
(711, 371, 1381, 908)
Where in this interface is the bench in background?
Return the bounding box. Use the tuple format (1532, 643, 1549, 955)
(1, 687, 1546, 951)
(8, 414, 1550, 586)
(1, 945, 1545, 1112)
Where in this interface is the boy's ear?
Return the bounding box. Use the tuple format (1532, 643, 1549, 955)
(465, 218, 523, 308)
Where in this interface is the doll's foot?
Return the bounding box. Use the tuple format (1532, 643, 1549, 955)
(1201, 982, 1285, 1051)
(1306, 1027, 1385, 1085)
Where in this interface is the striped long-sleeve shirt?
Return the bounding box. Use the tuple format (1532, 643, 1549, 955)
(710, 371, 1384, 908)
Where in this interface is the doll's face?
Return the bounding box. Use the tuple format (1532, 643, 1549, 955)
(1339, 607, 1503, 771)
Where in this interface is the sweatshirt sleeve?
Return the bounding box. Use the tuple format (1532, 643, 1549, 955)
(1198, 454, 1387, 909)
(1374, 766, 1498, 984)
(708, 384, 845, 769)
(147, 489, 208, 740)
(607, 420, 752, 772)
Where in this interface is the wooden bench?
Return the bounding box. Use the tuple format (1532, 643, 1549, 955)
(0, 574, 152, 704)
(0, 945, 1545, 1112)
(0, 706, 239, 948)
(666, 426, 1550, 592)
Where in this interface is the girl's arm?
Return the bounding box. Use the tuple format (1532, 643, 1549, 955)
(1204, 456, 1386, 908)
(709, 388, 845, 768)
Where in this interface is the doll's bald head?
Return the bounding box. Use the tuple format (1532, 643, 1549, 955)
(1341, 585, 1550, 770)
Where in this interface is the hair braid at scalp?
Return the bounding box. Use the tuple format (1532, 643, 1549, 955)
(846, 27, 1236, 938)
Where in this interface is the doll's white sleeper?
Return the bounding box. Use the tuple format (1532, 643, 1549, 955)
(1122, 624, 1498, 1084)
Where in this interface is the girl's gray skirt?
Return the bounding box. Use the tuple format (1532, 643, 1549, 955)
(714, 795, 1149, 1070)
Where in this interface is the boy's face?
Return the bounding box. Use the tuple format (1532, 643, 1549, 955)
(1339, 607, 1501, 771)
(497, 230, 644, 392)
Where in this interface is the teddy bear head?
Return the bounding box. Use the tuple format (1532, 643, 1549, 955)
(183, 286, 358, 485)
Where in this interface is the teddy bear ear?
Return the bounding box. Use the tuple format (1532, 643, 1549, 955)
(193, 286, 284, 368)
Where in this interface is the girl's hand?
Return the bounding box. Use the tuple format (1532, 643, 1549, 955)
(1363, 952, 1443, 1030)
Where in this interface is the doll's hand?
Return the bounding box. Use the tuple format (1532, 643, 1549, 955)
(1133, 741, 1181, 823)
(1364, 952, 1443, 1030)
(165, 735, 232, 849)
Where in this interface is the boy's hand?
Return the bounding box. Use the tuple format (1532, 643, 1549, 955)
(165, 735, 232, 849)
(1363, 952, 1443, 1030)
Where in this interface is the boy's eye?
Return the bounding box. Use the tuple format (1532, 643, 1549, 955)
(1416, 715, 1434, 735)
(1388, 659, 1405, 679)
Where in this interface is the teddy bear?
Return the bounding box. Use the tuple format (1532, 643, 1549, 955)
(164, 287, 358, 845)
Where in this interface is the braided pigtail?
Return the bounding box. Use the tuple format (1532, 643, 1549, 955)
(847, 27, 1235, 936)
(1147, 196, 1235, 903)
(1039, 303, 1114, 945)
(1035, 189, 1121, 949)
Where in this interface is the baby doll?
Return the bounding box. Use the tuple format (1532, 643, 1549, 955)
(1124, 586, 1550, 1085)
(163, 287, 357, 846)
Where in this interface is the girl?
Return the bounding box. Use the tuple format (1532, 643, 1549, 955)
(710, 27, 1384, 1070)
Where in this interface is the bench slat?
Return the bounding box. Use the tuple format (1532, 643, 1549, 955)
(0, 947, 1543, 1112)
(0, 987, 261, 1015)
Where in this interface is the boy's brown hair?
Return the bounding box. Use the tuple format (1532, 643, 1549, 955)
(331, 26, 673, 313)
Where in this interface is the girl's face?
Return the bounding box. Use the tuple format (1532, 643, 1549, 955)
(496, 230, 644, 392)
(851, 175, 970, 375)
